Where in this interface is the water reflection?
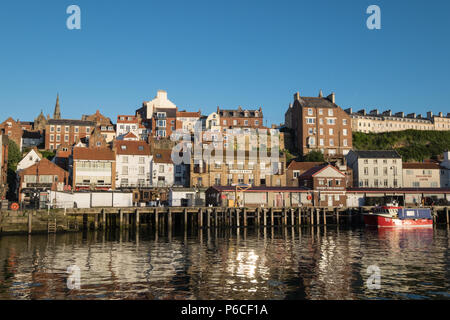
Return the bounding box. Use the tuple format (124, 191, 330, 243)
(0, 226, 449, 300)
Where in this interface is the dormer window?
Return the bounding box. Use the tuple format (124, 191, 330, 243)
(121, 145, 126, 150)
(138, 146, 144, 151)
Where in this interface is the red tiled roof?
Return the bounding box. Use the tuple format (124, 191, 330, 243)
(287, 161, 324, 171)
(115, 140, 150, 155)
(19, 158, 68, 176)
(152, 149, 173, 164)
(73, 147, 115, 161)
(176, 111, 201, 118)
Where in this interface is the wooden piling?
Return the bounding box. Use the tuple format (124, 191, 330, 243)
(94, 214, 98, 230)
(256, 208, 260, 227)
(236, 209, 240, 228)
(184, 208, 188, 229)
(136, 209, 140, 228)
(243, 208, 247, 227)
(323, 208, 326, 226)
(155, 208, 159, 231)
(28, 211, 32, 234)
(270, 208, 274, 226)
(207, 209, 211, 228)
(102, 209, 106, 230)
(119, 210, 123, 230)
(214, 208, 218, 228)
(290, 209, 294, 226)
(298, 208, 301, 226)
(310, 208, 314, 225)
(446, 207, 449, 225)
(168, 209, 172, 231)
(263, 209, 267, 227)
(199, 208, 203, 228)
(335, 208, 339, 225)
(283, 208, 287, 226)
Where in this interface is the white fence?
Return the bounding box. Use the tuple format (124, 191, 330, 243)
(49, 191, 133, 209)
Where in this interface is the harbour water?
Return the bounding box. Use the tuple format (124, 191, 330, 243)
(0, 226, 449, 300)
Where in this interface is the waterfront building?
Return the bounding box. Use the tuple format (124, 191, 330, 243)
(70, 147, 116, 191)
(206, 186, 307, 207)
(168, 187, 206, 207)
(189, 150, 286, 188)
(16, 148, 42, 173)
(114, 140, 152, 188)
(284, 91, 352, 157)
(440, 151, 450, 188)
(286, 161, 325, 187)
(18, 158, 69, 204)
(346, 150, 403, 188)
(298, 164, 348, 207)
(150, 149, 175, 187)
(402, 162, 442, 188)
(346, 108, 450, 133)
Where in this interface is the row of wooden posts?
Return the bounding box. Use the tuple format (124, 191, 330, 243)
(22, 206, 450, 234)
(69, 207, 371, 232)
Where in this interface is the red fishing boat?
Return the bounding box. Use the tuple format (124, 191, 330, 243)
(363, 201, 433, 228)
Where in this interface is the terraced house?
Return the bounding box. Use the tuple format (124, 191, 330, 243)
(70, 147, 116, 191)
(114, 140, 152, 188)
(190, 150, 286, 188)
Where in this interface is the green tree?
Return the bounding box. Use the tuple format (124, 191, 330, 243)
(303, 150, 325, 162)
(6, 140, 21, 201)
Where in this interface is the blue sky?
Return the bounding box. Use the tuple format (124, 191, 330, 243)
(0, 0, 449, 125)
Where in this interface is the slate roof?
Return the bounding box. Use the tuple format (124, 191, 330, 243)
(48, 119, 96, 126)
(352, 150, 402, 159)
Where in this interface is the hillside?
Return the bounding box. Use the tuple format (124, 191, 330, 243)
(353, 130, 450, 162)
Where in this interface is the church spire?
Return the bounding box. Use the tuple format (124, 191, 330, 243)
(53, 93, 61, 119)
(319, 89, 323, 98)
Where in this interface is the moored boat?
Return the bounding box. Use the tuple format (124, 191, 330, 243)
(363, 201, 433, 228)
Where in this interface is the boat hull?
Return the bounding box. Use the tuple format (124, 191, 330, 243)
(364, 214, 433, 228)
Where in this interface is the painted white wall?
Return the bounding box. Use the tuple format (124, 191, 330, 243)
(17, 149, 42, 172)
(150, 161, 174, 187)
(116, 154, 152, 187)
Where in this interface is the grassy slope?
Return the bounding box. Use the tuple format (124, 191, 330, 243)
(353, 130, 450, 162)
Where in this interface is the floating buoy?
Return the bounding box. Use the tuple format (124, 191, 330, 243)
(10, 203, 19, 211)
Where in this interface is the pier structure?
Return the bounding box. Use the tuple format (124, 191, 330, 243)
(0, 206, 449, 234)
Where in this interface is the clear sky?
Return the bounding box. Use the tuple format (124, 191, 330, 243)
(0, 0, 449, 125)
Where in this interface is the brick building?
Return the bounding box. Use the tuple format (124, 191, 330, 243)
(286, 161, 325, 187)
(45, 119, 96, 151)
(217, 106, 263, 129)
(285, 91, 352, 157)
(0, 117, 23, 149)
(82, 110, 116, 143)
(298, 164, 347, 207)
(18, 158, 69, 204)
(70, 147, 116, 191)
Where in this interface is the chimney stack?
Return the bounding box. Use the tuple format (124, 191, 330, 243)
(370, 109, 379, 115)
(395, 112, 404, 118)
(427, 111, 433, 119)
(294, 92, 300, 101)
(439, 112, 443, 117)
(327, 92, 335, 104)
